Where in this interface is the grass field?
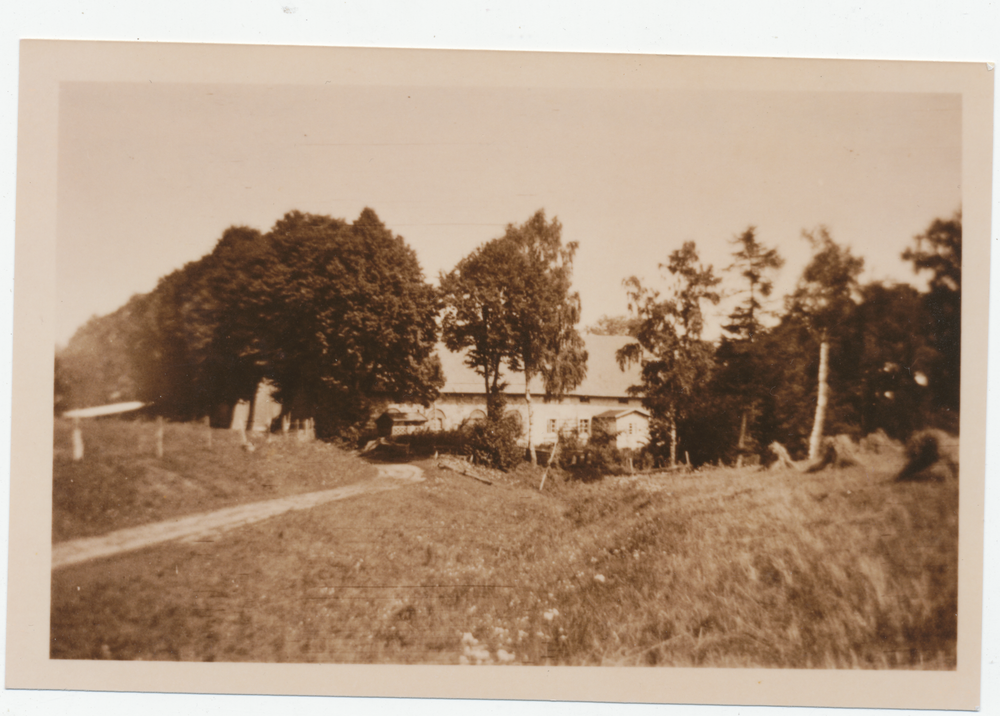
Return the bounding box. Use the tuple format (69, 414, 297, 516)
(51, 420, 957, 668)
(52, 418, 376, 542)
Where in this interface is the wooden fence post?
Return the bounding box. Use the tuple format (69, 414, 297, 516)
(156, 416, 164, 458)
(72, 417, 84, 461)
(205, 415, 212, 449)
(539, 436, 560, 491)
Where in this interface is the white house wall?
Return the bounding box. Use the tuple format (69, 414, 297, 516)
(611, 415, 650, 450)
(390, 394, 646, 448)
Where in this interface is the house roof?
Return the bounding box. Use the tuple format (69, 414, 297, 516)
(436, 334, 643, 399)
(593, 408, 651, 420)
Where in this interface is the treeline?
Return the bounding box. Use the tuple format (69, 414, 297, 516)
(55, 208, 442, 440)
(56, 205, 960, 465)
(605, 212, 961, 465)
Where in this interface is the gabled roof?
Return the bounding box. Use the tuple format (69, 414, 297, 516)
(593, 407, 651, 420)
(436, 334, 643, 399)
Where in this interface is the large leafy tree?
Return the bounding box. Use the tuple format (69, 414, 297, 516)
(502, 210, 588, 462)
(618, 241, 721, 466)
(787, 227, 864, 460)
(716, 227, 784, 461)
(54, 293, 152, 412)
(439, 237, 520, 418)
(903, 210, 961, 428)
(262, 208, 442, 439)
(135, 225, 278, 424)
(849, 281, 937, 439)
(440, 210, 588, 460)
(56, 208, 441, 437)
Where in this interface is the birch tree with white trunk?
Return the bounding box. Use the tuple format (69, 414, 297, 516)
(787, 227, 864, 461)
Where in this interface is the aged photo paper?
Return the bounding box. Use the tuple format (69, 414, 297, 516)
(7, 41, 992, 709)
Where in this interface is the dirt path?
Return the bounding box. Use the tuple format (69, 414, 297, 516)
(51, 463, 423, 571)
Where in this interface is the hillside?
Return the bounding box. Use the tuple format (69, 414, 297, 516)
(51, 421, 957, 668)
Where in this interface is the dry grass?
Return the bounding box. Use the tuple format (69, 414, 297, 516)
(50, 430, 957, 668)
(52, 418, 376, 542)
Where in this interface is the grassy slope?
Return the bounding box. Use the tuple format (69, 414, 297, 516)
(51, 439, 957, 668)
(52, 418, 376, 542)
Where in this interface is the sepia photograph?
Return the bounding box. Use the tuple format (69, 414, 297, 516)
(7, 39, 992, 710)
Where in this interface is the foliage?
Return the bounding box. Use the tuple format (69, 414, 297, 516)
(618, 241, 721, 464)
(577, 424, 628, 478)
(500, 211, 588, 396)
(439, 238, 520, 417)
(465, 413, 524, 471)
(787, 226, 865, 334)
(849, 282, 937, 439)
(261, 208, 442, 438)
(786, 227, 865, 458)
(722, 226, 785, 342)
(903, 210, 961, 424)
(556, 424, 630, 480)
(54, 293, 153, 412)
(586, 314, 641, 337)
(441, 209, 588, 451)
(714, 227, 785, 459)
(56, 209, 442, 439)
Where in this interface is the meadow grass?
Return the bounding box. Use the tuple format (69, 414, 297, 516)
(52, 418, 376, 542)
(50, 431, 957, 668)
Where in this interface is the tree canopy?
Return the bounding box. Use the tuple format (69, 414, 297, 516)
(57, 203, 963, 464)
(903, 210, 961, 423)
(715, 227, 785, 461)
(440, 210, 587, 458)
(262, 208, 442, 437)
(56, 208, 442, 439)
(618, 241, 721, 465)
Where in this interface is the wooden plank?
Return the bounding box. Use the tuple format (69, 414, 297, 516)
(63, 401, 145, 419)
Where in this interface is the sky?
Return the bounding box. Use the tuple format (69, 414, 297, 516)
(56, 82, 961, 347)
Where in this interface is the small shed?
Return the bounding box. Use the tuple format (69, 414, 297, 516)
(376, 411, 429, 438)
(593, 408, 651, 450)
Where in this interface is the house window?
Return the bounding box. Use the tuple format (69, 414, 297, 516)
(618, 397, 629, 404)
(579, 396, 590, 404)
(547, 419, 557, 433)
(628, 422, 633, 435)
(579, 418, 590, 434)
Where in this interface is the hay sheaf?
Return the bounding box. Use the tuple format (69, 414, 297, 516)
(895, 429, 959, 482)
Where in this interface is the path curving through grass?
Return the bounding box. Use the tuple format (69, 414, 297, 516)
(51, 463, 423, 570)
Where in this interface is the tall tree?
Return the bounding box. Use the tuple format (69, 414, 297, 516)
(850, 281, 936, 439)
(618, 241, 721, 466)
(440, 210, 588, 460)
(903, 210, 961, 428)
(54, 293, 152, 412)
(718, 227, 784, 461)
(787, 227, 864, 460)
(439, 238, 520, 419)
(502, 210, 588, 463)
(261, 208, 442, 438)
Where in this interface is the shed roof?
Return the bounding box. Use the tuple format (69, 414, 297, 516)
(436, 334, 642, 399)
(593, 407, 651, 420)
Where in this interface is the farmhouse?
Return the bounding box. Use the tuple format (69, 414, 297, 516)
(387, 334, 649, 448)
(229, 334, 649, 448)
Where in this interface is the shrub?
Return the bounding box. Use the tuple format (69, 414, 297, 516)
(465, 414, 523, 471)
(565, 424, 630, 481)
